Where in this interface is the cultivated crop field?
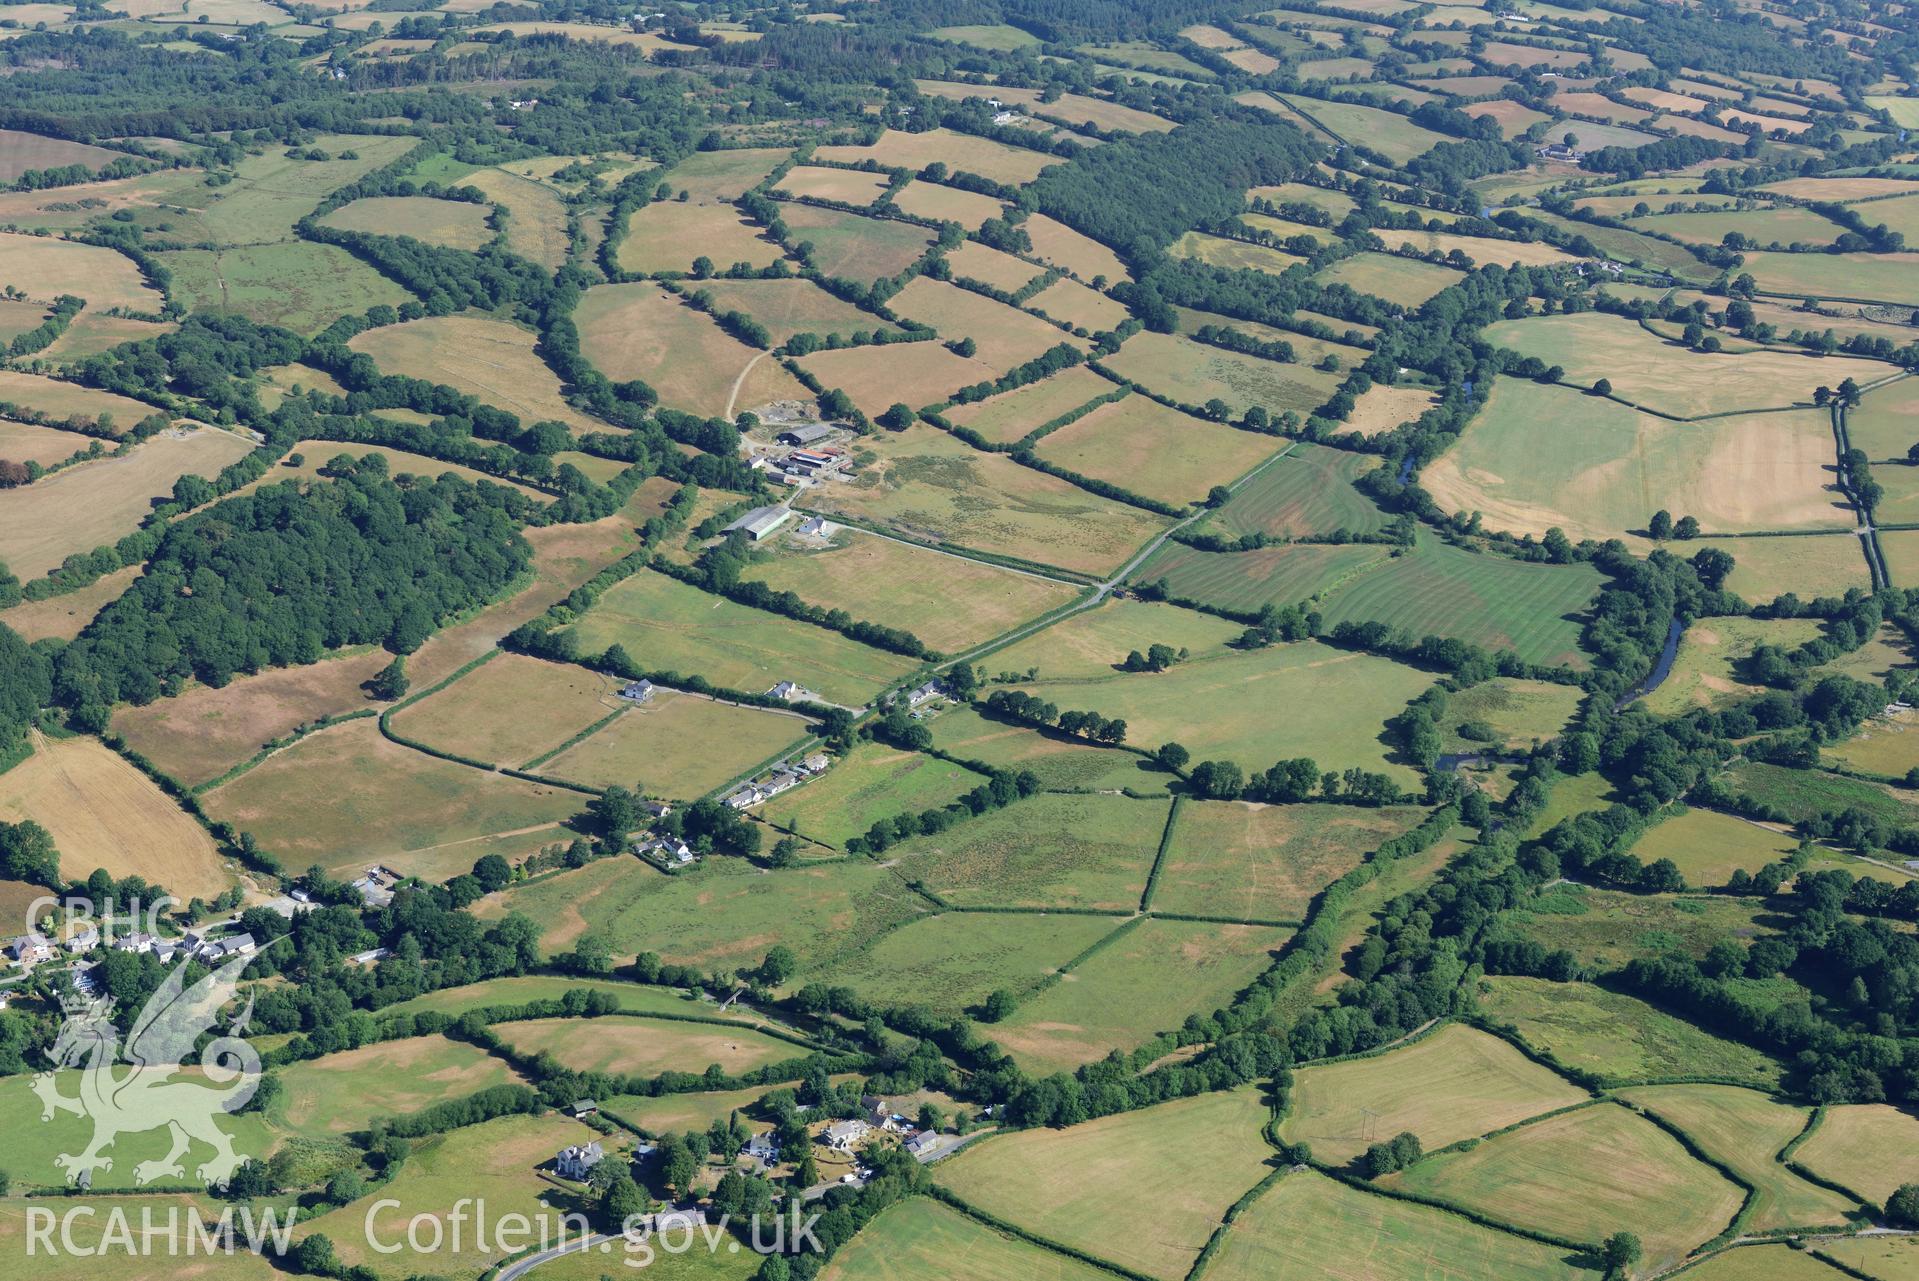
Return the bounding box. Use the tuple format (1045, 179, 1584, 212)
(561, 567, 918, 706)
(1131, 540, 1394, 614)
(1203, 441, 1388, 538)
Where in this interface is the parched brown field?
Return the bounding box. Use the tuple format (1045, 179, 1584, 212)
(318, 195, 494, 250)
(200, 715, 583, 882)
(891, 179, 1007, 229)
(0, 732, 234, 899)
(813, 128, 1060, 186)
(491, 1015, 798, 1077)
(538, 689, 810, 800)
(0, 130, 126, 183)
(1690, 532, 1872, 603)
(777, 202, 937, 284)
(655, 147, 789, 200)
(1153, 800, 1426, 921)
(39, 314, 174, 363)
(390, 653, 622, 769)
(0, 232, 161, 311)
(745, 526, 1081, 653)
(1028, 277, 1133, 334)
(1793, 1104, 1919, 1204)
(1461, 98, 1554, 137)
(1033, 393, 1281, 506)
(459, 168, 569, 270)
(0, 419, 94, 468)
(913, 79, 1174, 133)
(794, 341, 1000, 417)
(1104, 330, 1342, 419)
(0, 427, 253, 579)
(688, 277, 899, 345)
(1421, 380, 1849, 545)
(1315, 252, 1465, 308)
(0, 369, 166, 431)
(1368, 228, 1578, 268)
(574, 282, 807, 418)
(1281, 1024, 1590, 1165)
(1343, 383, 1440, 436)
(1022, 213, 1131, 284)
(112, 648, 393, 789)
(774, 164, 891, 206)
(795, 424, 1170, 576)
(1762, 176, 1919, 200)
(615, 198, 785, 275)
(348, 315, 603, 436)
(944, 239, 1047, 294)
(0, 563, 137, 642)
(944, 365, 1119, 445)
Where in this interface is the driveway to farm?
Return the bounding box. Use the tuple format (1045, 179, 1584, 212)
(495, 1231, 615, 1281)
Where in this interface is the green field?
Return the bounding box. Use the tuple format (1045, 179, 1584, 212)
(1632, 204, 1845, 248)
(1276, 93, 1451, 163)
(378, 976, 782, 1023)
(1793, 1104, 1919, 1204)
(1742, 251, 1919, 307)
(1033, 394, 1284, 507)
(388, 652, 620, 769)
(537, 688, 811, 800)
(989, 918, 1291, 1074)
(1847, 376, 1919, 460)
(690, 277, 901, 345)
(1475, 976, 1784, 1087)
(889, 791, 1171, 911)
(1498, 885, 1770, 971)
(758, 742, 988, 848)
(1315, 252, 1464, 308)
(1152, 800, 1425, 921)
(274, 1035, 524, 1139)
(1130, 540, 1395, 615)
(807, 911, 1121, 1018)
(779, 202, 937, 284)
(936, 1088, 1276, 1281)
(1525, 210, 1720, 281)
(318, 194, 494, 249)
(161, 241, 414, 335)
(1281, 1024, 1589, 1166)
(1200, 442, 1390, 539)
(1688, 532, 1873, 604)
(1388, 1102, 1745, 1269)
(1629, 807, 1801, 888)
(1725, 760, 1919, 829)
(562, 568, 920, 707)
(1436, 678, 1583, 753)
(822, 1198, 1118, 1281)
(491, 1014, 799, 1077)
(1205, 1170, 1587, 1281)
(1643, 617, 1825, 717)
(1313, 535, 1602, 669)
(0, 1071, 276, 1191)
(1105, 330, 1344, 419)
(925, 705, 1165, 793)
(1616, 1085, 1861, 1231)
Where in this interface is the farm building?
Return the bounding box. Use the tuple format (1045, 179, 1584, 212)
(777, 423, 833, 446)
(555, 1141, 603, 1180)
(619, 679, 658, 703)
(725, 504, 796, 541)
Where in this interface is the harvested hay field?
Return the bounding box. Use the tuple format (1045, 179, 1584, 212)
(1629, 807, 1801, 887)
(1105, 330, 1342, 419)
(537, 688, 810, 800)
(317, 195, 493, 249)
(990, 919, 1291, 1075)
(795, 340, 998, 416)
(824, 1198, 1118, 1281)
(1633, 205, 1846, 249)
(1793, 1104, 1919, 1204)
(0, 427, 253, 579)
(0, 232, 160, 311)
(1028, 277, 1131, 334)
(945, 365, 1120, 446)
(275, 1036, 525, 1138)
(1312, 535, 1600, 669)
(200, 716, 583, 881)
(810, 911, 1119, 1019)
(1616, 1084, 1860, 1231)
(779, 203, 936, 284)
(743, 526, 1081, 653)
(935, 1089, 1276, 1281)
(1386, 1102, 1745, 1269)
(1475, 977, 1783, 1087)
(760, 742, 987, 850)
(1314, 252, 1464, 307)
(1845, 376, 1919, 461)
(389, 653, 621, 769)
(1343, 383, 1440, 436)
(891, 792, 1171, 912)
(887, 276, 1088, 372)
(689, 277, 899, 345)
(1205, 1169, 1587, 1281)
(1031, 394, 1283, 507)
(985, 597, 1237, 679)
(1689, 532, 1872, 603)
(615, 198, 784, 275)
(891, 179, 1006, 229)
(773, 164, 891, 206)
(561, 566, 919, 707)
(491, 1015, 798, 1076)
(1281, 1024, 1588, 1166)
(574, 282, 806, 418)
(0, 369, 164, 431)
(1022, 213, 1130, 284)
(813, 128, 1059, 185)
(1421, 379, 1850, 544)
(1153, 800, 1424, 921)
(0, 732, 233, 899)
(1368, 227, 1579, 267)
(1203, 441, 1387, 538)
(0, 420, 94, 469)
(944, 239, 1047, 293)
(459, 168, 569, 269)
(111, 647, 392, 789)
(1129, 539, 1394, 617)
(794, 424, 1172, 576)
(349, 314, 601, 435)
(1741, 251, 1919, 308)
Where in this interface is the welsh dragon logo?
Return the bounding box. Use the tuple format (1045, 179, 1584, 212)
(32, 950, 261, 1186)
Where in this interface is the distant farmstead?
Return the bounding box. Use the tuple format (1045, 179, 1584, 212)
(724, 505, 796, 541)
(776, 423, 833, 447)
